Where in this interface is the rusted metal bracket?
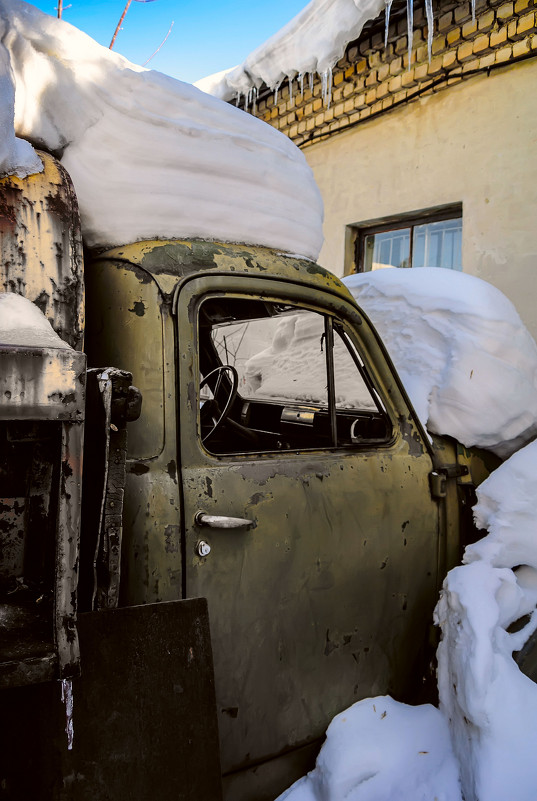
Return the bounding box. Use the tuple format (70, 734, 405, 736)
(86, 368, 141, 611)
(429, 464, 470, 499)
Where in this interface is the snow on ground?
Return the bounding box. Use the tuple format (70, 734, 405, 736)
(278, 697, 463, 801)
(196, 0, 387, 103)
(344, 268, 537, 458)
(0, 292, 71, 348)
(0, 0, 323, 260)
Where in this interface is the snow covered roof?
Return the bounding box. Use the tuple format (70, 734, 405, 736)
(0, 0, 323, 260)
(196, 0, 389, 102)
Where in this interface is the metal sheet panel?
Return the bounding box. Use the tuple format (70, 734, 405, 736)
(0, 599, 222, 800)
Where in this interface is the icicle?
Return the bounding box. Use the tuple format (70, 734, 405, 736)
(252, 87, 257, 115)
(425, 0, 434, 61)
(274, 81, 281, 105)
(406, 0, 414, 71)
(321, 67, 333, 109)
(309, 72, 314, 93)
(289, 76, 294, 107)
(471, 0, 476, 20)
(385, 0, 393, 48)
(299, 73, 304, 99)
(235, 91, 241, 108)
(61, 678, 74, 751)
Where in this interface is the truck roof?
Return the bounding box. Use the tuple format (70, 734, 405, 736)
(94, 240, 356, 307)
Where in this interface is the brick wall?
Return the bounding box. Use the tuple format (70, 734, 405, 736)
(237, 0, 537, 148)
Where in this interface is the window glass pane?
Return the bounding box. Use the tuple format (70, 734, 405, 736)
(333, 330, 377, 411)
(412, 219, 462, 270)
(364, 230, 410, 270)
(212, 310, 329, 406)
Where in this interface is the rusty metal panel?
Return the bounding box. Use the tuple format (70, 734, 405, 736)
(0, 599, 223, 801)
(0, 346, 85, 687)
(0, 347, 86, 421)
(84, 260, 183, 608)
(0, 151, 84, 350)
(176, 274, 440, 785)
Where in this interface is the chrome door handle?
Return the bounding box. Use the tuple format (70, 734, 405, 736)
(195, 511, 254, 529)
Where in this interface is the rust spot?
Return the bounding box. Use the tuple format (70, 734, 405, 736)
(128, 300, 146, 317)
(166, 460, 177, 484)
(164, 524, 179, 553)
(129, 462, 149, 475)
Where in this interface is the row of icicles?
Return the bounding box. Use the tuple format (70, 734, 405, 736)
(235, 0, 476, 113)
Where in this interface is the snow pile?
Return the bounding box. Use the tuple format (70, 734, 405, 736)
(0, 0, 323, 261)
(277, 696, 462, 801)
(435, 441, 537, 801)
(196, 0, 387, 103)
(344, 268, 537, 458)
(0, 292, 71, 348)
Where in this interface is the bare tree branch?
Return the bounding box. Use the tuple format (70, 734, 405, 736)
(110, 0, 133, 50)
(143, 20, 175, 66)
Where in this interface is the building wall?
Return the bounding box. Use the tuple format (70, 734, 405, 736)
(307, 59, 537, 339)
(239, 0, 537, 337)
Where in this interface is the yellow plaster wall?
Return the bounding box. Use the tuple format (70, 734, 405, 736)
(304, 59, 537, 337)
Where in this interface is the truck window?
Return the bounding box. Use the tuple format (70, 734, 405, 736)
(198, 297, 391, 455)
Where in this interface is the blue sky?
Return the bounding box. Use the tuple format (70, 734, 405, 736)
(30, 0, 308, 84)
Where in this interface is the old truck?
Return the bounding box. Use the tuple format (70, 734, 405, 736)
(0, 152, 497, 800)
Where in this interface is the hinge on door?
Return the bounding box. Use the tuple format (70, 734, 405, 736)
(429, 464, 469, 499)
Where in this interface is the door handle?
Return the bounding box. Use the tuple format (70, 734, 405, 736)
(195, 511, 254, 529)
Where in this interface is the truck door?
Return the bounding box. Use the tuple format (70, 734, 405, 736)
(176, 274, 440, 780)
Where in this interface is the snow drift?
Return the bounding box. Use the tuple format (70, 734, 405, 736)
(0, 0, 323, 260)
(435, 440, 537, 801)
(344, 268, 537, 458)
(277, 696, 463, 801)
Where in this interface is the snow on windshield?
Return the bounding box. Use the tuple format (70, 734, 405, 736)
(0, 0, 323, 261)
(344, 268, 537, 459)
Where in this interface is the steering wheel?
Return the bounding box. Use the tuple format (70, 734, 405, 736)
(200, 365, 239, 443)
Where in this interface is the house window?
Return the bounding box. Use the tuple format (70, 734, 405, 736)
(345, 205, 462, 274)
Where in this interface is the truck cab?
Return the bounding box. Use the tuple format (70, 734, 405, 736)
(84, 239, 492, 800)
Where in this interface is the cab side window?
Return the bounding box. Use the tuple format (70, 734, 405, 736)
(198, 298, 391, 455)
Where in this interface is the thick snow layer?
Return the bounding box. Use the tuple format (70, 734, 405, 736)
(196, 0, 387, 102)
(344, 268, 537, 458)
(277, 696, 462, 801)
(0, 292, 71, 348)
(0, 0, 323, 260)
(435, 440, 537, 801)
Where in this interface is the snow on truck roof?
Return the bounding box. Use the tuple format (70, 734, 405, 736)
(0, 0, 323, 261)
